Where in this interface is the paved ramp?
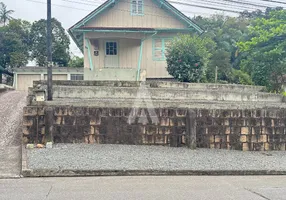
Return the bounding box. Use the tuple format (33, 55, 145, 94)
(0, 91, 26, 178)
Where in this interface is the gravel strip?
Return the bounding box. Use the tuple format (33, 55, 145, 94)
(27, 144, 286, 171)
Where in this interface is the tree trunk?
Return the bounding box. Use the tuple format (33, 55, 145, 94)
(0, 72, 2, 84)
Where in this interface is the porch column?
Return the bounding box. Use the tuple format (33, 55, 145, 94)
(136, 39, 144, 81)
(85, 38, 94, 71)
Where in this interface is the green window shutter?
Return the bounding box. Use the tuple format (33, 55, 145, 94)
(153, 38, 164, 60)
(163, 39, 172, 59)
(153, 38, 173, 61)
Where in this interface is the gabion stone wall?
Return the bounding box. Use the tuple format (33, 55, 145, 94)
(23, 106, 286, 151)
(196, 109, 286, 151)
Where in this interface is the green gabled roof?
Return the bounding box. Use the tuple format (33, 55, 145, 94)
(68, 0, 204, 53)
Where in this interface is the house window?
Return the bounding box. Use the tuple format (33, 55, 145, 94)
(71, 74, 84, 80)
(152, 38, 173, 61)
(106, 42, 117, 55)
(131, 0, 144, 15)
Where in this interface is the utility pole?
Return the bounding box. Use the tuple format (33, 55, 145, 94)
(47, 0, 53, 100)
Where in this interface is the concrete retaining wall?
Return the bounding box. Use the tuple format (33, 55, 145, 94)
(31, 81, 282, 102)
(33, 80, 265, 92)
(50, 86, 282, 102)
(23, 106, 286, 151)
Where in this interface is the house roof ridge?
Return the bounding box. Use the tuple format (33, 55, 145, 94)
(68, 0, 203, 32)
(68, 0, 204, 53)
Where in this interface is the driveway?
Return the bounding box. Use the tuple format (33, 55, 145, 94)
(0, 91, 26, 178)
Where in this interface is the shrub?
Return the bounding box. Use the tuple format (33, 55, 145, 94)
(230, 69, 253, 85)
(166, 34, 215, 83)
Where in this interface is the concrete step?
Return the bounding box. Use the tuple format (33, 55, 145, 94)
(52, 85, 283, 103)
(34, 80, 265, 92)
(36, 98, 286, 109)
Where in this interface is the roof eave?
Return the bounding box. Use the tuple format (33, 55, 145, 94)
(156, 0, 204, 34)
(68, 0, 205, 53)
(69, 0, 115, 31)
(69, 29, 84, 53)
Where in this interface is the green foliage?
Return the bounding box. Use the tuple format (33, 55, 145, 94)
(166, 34, 215, 83)
(205, 50, 232, 83)
(68, 56, 84, 68)
(194, 14, 252, 84)
(239, 7, 283, 19)
(230, 69, 253, 85)
(0, 19, 31, 70)
(30, 18, 70, 67)
(195, 15, 249, 69)
(0, 2, 14, 26)
(282, 91, 286, 97)
(238, 10, 286, 92)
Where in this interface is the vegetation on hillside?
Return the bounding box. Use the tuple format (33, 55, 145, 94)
(166, 7, 286, 92)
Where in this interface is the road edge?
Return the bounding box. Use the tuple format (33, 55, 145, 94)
(22, 169, 286, 177)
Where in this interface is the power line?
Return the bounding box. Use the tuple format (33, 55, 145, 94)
(62, 0, 101, 6)
(172, 0, 285, 10)
(79, 0, 257, 11)
(170, 0, 259, 11)
(26, 0, 91, 11)
(221, 0, 270, 8)
(26, 0, 214, 20)
(259, 0, 286, 5)
(177, 0, 265, 10)
(30, 0, 199, 20)
(79, 0, 251, 13)
(168, 1, 242, 13)
(27, 0, 281, 19)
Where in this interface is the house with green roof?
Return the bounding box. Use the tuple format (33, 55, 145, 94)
(69, 0, 203, 81)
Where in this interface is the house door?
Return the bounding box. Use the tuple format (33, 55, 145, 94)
(104, 41, 119, 68)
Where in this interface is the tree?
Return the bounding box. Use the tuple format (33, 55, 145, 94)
(194, 15, 250, 84)
(205, 50, 232, 83)
(0, 2, 14, 26)
(30, 18, 70, 67)
(166, 34, 215, 83)
(238, 10, 286, 92)
(0, 19, 31, 83)
(68, 56, 84, 68)
(230, 69, 253, 85)
(239, 7, 283, 19)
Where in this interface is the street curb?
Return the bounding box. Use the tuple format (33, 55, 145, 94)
(22, 169, 286, 177)
(21, 145, 28, 174)
(0, 175, 21, 179)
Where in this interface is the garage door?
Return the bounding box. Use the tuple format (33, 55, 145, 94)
(44, 74, 67, 80)
(17, 74, 41, 91)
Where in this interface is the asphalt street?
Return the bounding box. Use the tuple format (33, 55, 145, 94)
(0, 176, 286, 200)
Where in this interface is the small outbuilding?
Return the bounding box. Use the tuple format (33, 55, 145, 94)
(14, 67, 84, 91)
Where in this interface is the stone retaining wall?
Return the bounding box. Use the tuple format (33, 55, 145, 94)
(23, 106, 286, 151)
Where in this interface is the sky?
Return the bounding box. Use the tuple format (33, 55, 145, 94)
(2, 0, 285, 58)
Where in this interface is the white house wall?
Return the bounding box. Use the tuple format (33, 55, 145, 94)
(84, 32, 186, 78)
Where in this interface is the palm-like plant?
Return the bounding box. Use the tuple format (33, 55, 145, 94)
(0, 2, 14, 26)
